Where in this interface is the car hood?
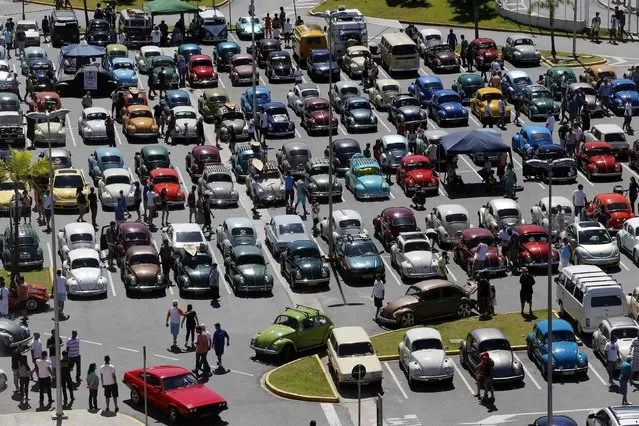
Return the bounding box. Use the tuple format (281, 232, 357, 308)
(70, 268, 101, 284)
(193, 66, 213, 76)
(53, 187, 76, 200)
(153, 183, 181, 198)
(24, 29, 40, 39)
(520, 241, 550, 260)
(347, 108, 373, 119)
(36, 122, 62, 133)
(406, 169, 434, 183)
(293, 257, 324, 271)
(130, 117, 154, 128)
(223, 119, 246, 131)
(412, 349, 445, 370)
(254, 324, 294, 346)
(476, 49, 499, 59)
(307, 174, 330, 188)
(347, 254, 382, 270)
(309, 110, 332, 123)
(515, 45, 538, 56)
(239, 23, 264, 32)
(312, 62, 339, 71)
(440, 102, 464, 112)
(176, 118, 197, 129)
(205, 181, 233, 194)
(356, 174, 385, 189)
(583, 94, 598, 106)
(184, 264, 214, 280)
(435, 51, 456, 61)
(87, 120, 107, 133)
(335, 354, 382, 376)
(590, 155, 616, 167)
(579, 242, 616, 257)
(165, 384, 222, 409)
(0, 320, 30, 341)
(257, 178, 283, 191)
(130, 263, 160, 279)
(532, 98, 554, 109)
(234, 65, 253, 76)
(487, 349, 517, 376)
(615, 91, 639, 103)
(398, 106, 422, 117)
(349, 57, 366, 68)
(236, 264, 267, 279)
(551, 341, 580, 365)
(269, 113, 290, 124)
(104, 183, 133, 197)
(113, 68, 136, 80)
(382, 90, 399, 100)
(403, 251, 434, 266)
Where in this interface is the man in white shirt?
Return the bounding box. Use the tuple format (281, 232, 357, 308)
(209, 265, 219, 302)
(605, 335, 619, 385)
(151, 27, 161, 45)
(43, 189, 53, 231)
(572, 184, 587, 219)
(31, 332, 42, 363)
(490, 60, 501, 74)
(0, 279, 8, 318)
(426, 140, 438, 164)
(66, 330, 81, 382)
(473, 241, 489, 278)
(54, 269, 68, 320)
(497, 225, 509, 256)
(259, 109, 269, 144)
(33, 351, 53, 406)
(372, 274, 385, 321)
(146, 188, 156, 227)
(117, 32, 126, 45)
(165, 300, 184, 348)
(99, 355, 119, 412)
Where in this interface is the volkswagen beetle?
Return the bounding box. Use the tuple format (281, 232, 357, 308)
(215, 217, 260, 257)
(63, 249, 108, 297)
(399, 328, 454, 386)
(279, 240, 330, 289)
(460, 328, 524, 383)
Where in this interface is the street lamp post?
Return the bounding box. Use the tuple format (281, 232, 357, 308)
(26, 108, 71, 422)
(250, 0, 257, 134)
(572, 0, 578, 57)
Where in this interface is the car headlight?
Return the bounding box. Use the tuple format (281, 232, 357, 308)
(102, 191, 112, 199)
(183, 276, 190, 287)
(156, 274, 163, 284)
(85, 127, 92, 133)
(35, 128, 43, 135)
(615, 164, 621, 171)
(514, 51, 522, 56)
(321, 266, 328, 277)
(402, 261, 413, 272)
(68, 278, 77, 287)
(189, 408, 197, 414)
(294, 270, 302, 279)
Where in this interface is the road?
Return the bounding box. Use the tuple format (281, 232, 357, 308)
(0, 0, 638, 425)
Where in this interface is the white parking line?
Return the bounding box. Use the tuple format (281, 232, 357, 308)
(589, 363, 608, 386)
(419, 67, 429, 76)
(208, 242, 232, 295)
(451, 359, 474, 395)
(468, 114, 482, 127)
(81, 168, 89, 185)
(12, 64, 16, 74)
(388, 191, 395, 199)
(383, 361, 409, 399)
(538, 182, 546, 189)
(577, 170, 595, 187)
(321, 403, 342, 426)
(230, 369, 255, 377)
(512, 353, 541, 390)
(107, 271, 117, 297)
(620, 260, 630, 271)
(338, 124, 347, 135)
(259, 76, 267, 86)
(295, 128, 301, 138)
(68, 117, 77, 147)
(459, 155, 482, 179)
(446, 267, 458, 282)
(117, 347, 139, 353)
(174, 166, 190, 193)
(380, 255, 401, 286)
(511, 156, 522, 168)
(373, 110, 390, 132)
(115, 131, 123, 146)
(623, 163, 639, 179)
(137, 75, 144, 90)
(80, 339, 103, 346)
(154, 354, 179, 361)
(218, 77, 226, 89)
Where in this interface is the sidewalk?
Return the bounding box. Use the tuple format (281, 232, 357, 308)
(0, 410, 144, 426)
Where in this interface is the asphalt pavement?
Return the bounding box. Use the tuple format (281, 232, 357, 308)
(1, 0, 639, 425)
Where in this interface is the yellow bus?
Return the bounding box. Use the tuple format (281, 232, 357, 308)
(292, 24, 327, 64)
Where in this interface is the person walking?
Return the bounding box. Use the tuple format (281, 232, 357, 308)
(460, 34, 468, 67)
(600, 79, 612, 116)
(446, 28, 457, 51)
(196, 117, 205, 145)
(284, 171, 295, 209)
(476, 271, 491, 319)
(106, 116, 116, 147)
(166, 300, 184, 349)
(512, 94, 521, 126)
(482, 104, 492, 128)
(620, 356, 632, 405)
(311, 198, 320, 236)
(193, 326, 210, 378)
(372, 274, 385, 321)
(133, 182, 142, 221)
(508, 227, 521, 274)
(159, 238, 173, 287)
(76, 187, 87, 222)
(31, 332, 42, 365)
(472, 240, 488, 278)
(146, 185, 156, 227)
(497, 97, 507, 129)
(559, 237, 572, 270)
(202, 194, 213, 233)
(42, 189, 52, 231)
(212, 323, 230, 370)
(630, 335, 639, 386)
(623, 98, 633, 133)
(187, 185, 197, 223)
(481, 353, 495, 401)
(42, 16, 50, 43)
(0, 278, 8, 318)
(66, 330, 81, 382)
(294, 178, 308, 215)
(32, 351, 53, 406)
(87, 187, 98, 228)
(572, 184, 587, 220)
(81, 91, 93, 109)
(505, 164, 517, 199)
(605, 335, 620, 385)
(17, 353, 31, 405)
(86, 363, 99, 411)
(181, 304, 199, 348)
(209, 263, 220, 302)
(160, 187, 169, 226)
(519, 267, 534, 315)
(46, 329, 62, 376)
(263, 13, 272, 38)
(610, 13, 618, 44)
(630, 177, 639, 214)
(466, 43, 474, 72)
(54, 270, 68, 320)
(59, 350, 74, 405)
(474, 352, 488, 398)
(21, 190, 31, 225)
(591, 12, 601, 42)
(99, 355, 119, 413)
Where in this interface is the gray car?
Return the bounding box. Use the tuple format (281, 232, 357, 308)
(563, 221, 620, 267)
(276, 142, 312, 178)
(264, 214, 310, 255)
(303, 158, 343, 200)
(459, 328, 524, 383)
(40, 148, 72, 170)
(198, 165, 239, 206)
(332, 81, 360, 113)
(215, 217, 261, 258)
(567, 83, 603, 117)
(502, 36, 541, 66)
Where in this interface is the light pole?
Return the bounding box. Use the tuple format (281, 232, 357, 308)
(525, 158, 562, 426)
(572, 0, 578, 57)
(26, 107, 70, 422)
(250, 0, 257, 132)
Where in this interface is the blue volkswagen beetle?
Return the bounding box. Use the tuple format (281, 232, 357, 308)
(501, 69, 533, 102)
(241, 86, 271, 115)
(213, 41, 241, 71)
(88, 147, 125, 184)
(408, 76, 443, 107)
(164, 90, 192, 113)
(307, 49, 340, 82)
(260, 102, 295, 137)
(526, 319, 588, 378)
(512, 125, 553, 154)
(429, 89, 468, 126)
(107, 57, 138, 89)
(611, 79, 639, 116)
(177, 43, 202, 62)
(334, 233, 384, 281)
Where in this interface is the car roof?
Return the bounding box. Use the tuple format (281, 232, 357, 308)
(232, 245, 263, 256)
(283, 141, 309, 150)
(523, 125, 551, 135)
(604, 316, 638, 329)
(412, 279, 458, 292)
(382, 206, 414, 218)
(272, 214, 305, 226)
(217, 41, 239, 49)
(488, 198, 519, 210)
(405, 327, 441, 342)
(606, 405, 639, 425)
(296, 83, 319, 91)
(179, 43, 200, 50)
(460, 228, 493, 238)
(436, 204, 469, 216)
(141, 46, 162, 54)
(119, 221, 150, 234)
(592, 123, 625, 133)
(287, 239, 318, 251)
(333, 138, 359, 148)
(473, 37, 496, 43)
(433, 89, 458, 97)
(401, 154, 430, 164)
(96, 147, 122, 157)
(515, 224, 546, 234)
(54, 168, 82, 176)
(535, 319, 573, 334)
(612, 79, 636, 86)
(64, 222, 94, 235)
(595, 192, 630, 204)
(458, 73, 484, 82)
(67, 248, 100, 261)
(192, 145, 219, 155)
(203, 88, 228, 97)
(170, 223, 202, 233)
(477, 87, 502, 95)
(172, 106, 197, 114)
(540, 196, 571, 208)
(150, 168, 177, 177)
(344, 96, 369, 104)
(225, 217, 254, 228)
(48, 148, 71, 158)
(245, 85, 269, 95)
(333, 209, 362, 221)
(84, 107, 109, 115)
(380, 134, 407, 145)
(331, 326, 371, 344)
(262, 102, 287, 110)
(506, 70, 530, 79)
(126, 244, 157, 256)
(268, 51, 290, 58)
(584, 140, 612, 150)
(102, 168, 130, 178)
(137, 365, 190, 379)
(189, 54, 212, 62)
(470, 328, 508, 342)
(141, 145, 168, 155)
(624, 217, 639, 228)
(111, 57, 133, 64)
(574, 221, 605, 230)
(416, 75, 442, 84)
(376, 78, 400, 86)
(346, 45, 369, 53)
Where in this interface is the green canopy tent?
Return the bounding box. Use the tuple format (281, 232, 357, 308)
(143, 0, 200, 15)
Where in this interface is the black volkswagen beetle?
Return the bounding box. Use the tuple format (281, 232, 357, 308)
(0, 318, 32, 354)
(522, 144, 577, 183)
(266, 51, 294, 83)
(248, 38, 282, 68)
(173, 245, 216, 297)
(279, 240, 330, 289)
(340, 95, 378, 133)
(325, 138, 362, 175)
(388, 94, 427, 126)
(86, 19, 116, 47)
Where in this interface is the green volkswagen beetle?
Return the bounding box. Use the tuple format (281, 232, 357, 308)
(0, 224, 44, 269)
(541, 66, 576, 100)
(198, 88, 230, 122)
(224, 245, 273, 294)
(133, 145, 172, 179)
(106, 44, 129, 63)
(451, 73, 485, 105)
(250, 305, 334, 360)
(20, 46, 47, 76)
(520, 84, 560, 120)
(150, 55, 179, 89)
(173, 245, 216, 296)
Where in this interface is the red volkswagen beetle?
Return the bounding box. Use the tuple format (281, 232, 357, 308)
(586, 192, 635, 233)
(185, 145, 221, 178)
(149, 168, 185, 207)
(373, 207, 419, 249)
(453, 228, 507, 277)
(577, 141, 622, 180)
(514, 224, 559, 270)
(301, 98, 338, 135)
(187, 54, 218, 87)
(122, 365, 227, 424)
(396, 154, 438, 195)
(100, 221, 153, 267)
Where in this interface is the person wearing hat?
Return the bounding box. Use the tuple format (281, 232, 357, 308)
(519, 267, 535, 316)
(165, 300, 184, 349)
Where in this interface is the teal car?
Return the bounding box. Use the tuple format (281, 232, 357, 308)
(0, 224, 44, 269)
(451, 73, 484, 105)
(134, 145, 172, 179)
(177, 43, 201, 62)
(213, 41, 241, 71)
(150, 55, 179, 89)
(20, 46, 47, 76)
(335, 234, 384, 281)
(344, 153, 390, 200)
(223, 245, 273, 293)
(250, 305, 334, 360)
(541, 66, 576, 100)
(230, 143, 257, 181)
(235, 16, 264, 41)
(106, 57, 138, 89)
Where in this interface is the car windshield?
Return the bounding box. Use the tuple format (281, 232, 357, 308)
(71, 257, 100, 269)
(467, 236, 494, 248)
(598, 71, 615, 80)
(340, 87, 359, 97)
(405, 161, 430, 171)
(18, 236, 35, 246)
(587, 147, 612, 156)
(446, 213, 467, 223)
(301, 89, 320, 98)
(237, 253, 265, 265)
(240, 17, 260, 24)
(87, 112, 108, 121)
(437, 94, 460, 104)
(208, 96, 228, 103)
(175, 111, 197, 120)
(412, 338, 443, 351)
(153, 175, 178, 184)
(221, 46, 241, 56)
(355, 167, 380, 177)
(612, 327, 639, 340)
(392, 217, 415, 227)
(482, 93, 503, 102)
(152, 59, 173, 68)
(130, 109, 152, 119)
(54, 175, 82, 188)
(348, 101, 370, 110)
(288, 149, 309, 158)
(513, 77, 531, 85)
(579, 229, 611, 244)
(349, 49, 369, 58)
(338, 219, 360, 229)
(551, 206, 572, 214)
(266, 106, 288, 116)
(31, 63, 50, 71)
(192, 59, 212, 68)
(614, 83, 636, 92)
(607, 202, 629, 212)
(0, 182, 25, 191)
(233, 57, 253, 66)
(90, 22, 109, 31)
(105, 175, 130, 185)
(577, 86, 596, 95)
(550, 330, 576, 342)
(308, 102, 328, 112)
(126, 97, 146, 105)
(337, 146, 360, 156)
(479, 338, 511, 352)
(113, 62, 133, 70)
(344, 240, 378, 256)
(222, 111, 245, 121)
(175, 231, 204, 243)
(396, 98, 419, 108)
(382, 84, 399, 92)
(162, 373, 198, 391)
(0, 99, 19, 110)
(514, 38, 533, 45)
(274, 314, 298, 328)
(312, 52, 332, 63)
(51, 156, 71, 168)
(125, 232, 149, 242)
(254, 93, 270, 102)
(530, 133, 550, 142)
(18, 23, 38, 31)
(183, 254, 213, 268)
(497, 208, 519, 218)
(206, 173, 232, 183)
(308, 165, 329, 175)
(291, 247, 320, 259)
(531, 89, 552, 99)
(231, 227, 254, 236)
(130, 254, 158, 265)
(270, 56, 289, 65)
(338, 342, 374, 357)
(404, 240, 431, 252)
(100, 156, 121, 164)
(259, 170, 280, 181)
(147, 155, 168, 163)
(521, 233, 548, 243)
(603, 132, 626, 142)
(278, 223, 305, 234)
(386, 142, 406, 151)
(478, 42, 496, 49)
(69, 233, 92, 243)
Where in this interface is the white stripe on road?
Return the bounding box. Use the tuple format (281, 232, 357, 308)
(513, 353, 541, 390)
(115, 130, 123, 146)
(218, 77, 226, 89)
(577, 170, 595, 187)
(295, 128, 301, 138)
(230, 369, 255, 377)
(451, 359, 474, 395)
(459, 155, 483, 179)
(68, 117, 77, 147)
(338, 124, 347, 135)
(589, 363, 608, 386)
(154, 354, 179, 361)
(321, 403, 342, 426)
(383, 361, 409, 399)
(107, 271, 117, 297)
(174, 166, 190, 194)
(447, 267, 458, 282)
(81, 339, 103, 346)
(380, 255, 401, 286)
(117, 347, 139, 353)
(468, 114, 482, 127)
(373, 110, 390, 132)
(259, 76, 267, 86)
(137, 75, 144, 90)
(623, 163, 639, 179)
(620, 260, 630, 271)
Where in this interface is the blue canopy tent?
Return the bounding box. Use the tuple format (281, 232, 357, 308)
(439, 128, 510, 155)
(55, 44, 113, 97)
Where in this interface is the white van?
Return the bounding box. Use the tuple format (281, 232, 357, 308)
(379, 32, 419, 74)
(556, 265, 627, 334)
(198, 8, 227, 43)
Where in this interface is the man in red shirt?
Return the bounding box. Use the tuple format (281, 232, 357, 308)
(193, 326, 210, 378)
(263, 13, 272, 38)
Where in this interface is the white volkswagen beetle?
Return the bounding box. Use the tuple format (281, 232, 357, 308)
(530, 195, 573, 237)
(286, 83, 320, 115)
(390, 232, 439, 280)
(617, 217, 639, 264)
(78, 107, 109, 143)
(63, 249, 107, 297)
(97, 168, 136, 208)
(398, 327, 453, 387)
(478, 198, 524, 233)
(320, 209, 364, 243)
(134, 45, 163, 74)
(424, 204, 470, 249)
(57, 222, 99, 261)
(169, 106, 198, 144)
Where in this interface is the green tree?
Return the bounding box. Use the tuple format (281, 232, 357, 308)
(0, 149, 50, 281)
(528, 0, 573, 59)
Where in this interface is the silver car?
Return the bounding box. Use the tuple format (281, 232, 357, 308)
(567, 83, 603, 117)
(198, 165, 239, 206)
(592, 316, 639, 368)
(63, 249, 108, 297)
(502, 35, 541, 66)
(247, 161, 285, 206)
(332, 81, 360, 112)
(563, 221, 620, 267)
(57, 222, 99, 261)
(378, 134, 408, 170)
(264, 214, 310, 255)
(478, 198, 523, 233)
(424, 204, 469, 249)
(398, 327, 453, 386)
(320, 209, 363, 243)
(134, 46, 163, 74)
(459, 328, 524, 383)
(390, 232, 439, 280)
(276, 141, 311, 178)
(78, 107, 109, 144)
(40, 148, 72, 170)
(215, 217, 260, 258)
(287, 83, 320, 115)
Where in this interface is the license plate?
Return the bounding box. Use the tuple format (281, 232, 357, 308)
(563, 370, 574, 375)
(20, 254, 29, 259)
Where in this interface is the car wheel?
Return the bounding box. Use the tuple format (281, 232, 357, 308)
(400, 312, 416, 328)
(130, 388, 141, 406)
(25, 299, 38, 311)
(634, 250, 639, 266)
(527, 341, 533, 360)
(0, 372, 6, 389)
(456, 302, 472, 318)
(168, 406, 180, 424)
(281, 345, 294, 362)
(558, 301, 565, 318)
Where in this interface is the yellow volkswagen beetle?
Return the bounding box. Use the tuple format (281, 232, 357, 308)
(0, 179, 28, 213)
(122, 104, 159, 140)
(52, 168, 88, 210)
(470, 87, 511, 121)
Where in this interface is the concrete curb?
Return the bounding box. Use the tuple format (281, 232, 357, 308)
(541, 55, 607, 68)
(264, 354, 340, 403)
(373, 309, 582, 361)
(25, 0, 229, 12)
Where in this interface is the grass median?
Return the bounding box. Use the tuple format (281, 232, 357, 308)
(268, 355, 336, 400)
(372, 309, 553, 357)
(540, 50, 606, 67)
(0, 268, 52, 293)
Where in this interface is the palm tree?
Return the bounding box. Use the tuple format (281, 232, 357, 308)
(528, 0, 573, 59)
(0, 149, 49, 282)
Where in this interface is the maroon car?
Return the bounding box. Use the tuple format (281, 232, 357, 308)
(230, 54, 258, 86)
(470, 38, 503, 71)
(424, 44, 461, 73)
(373, 207, 420, 249)
(515, 224, 559, 270)
(300, 98, 338, 135)
(100, 221, 153, 268)
(248, 38, 282, 67)
(453, 228, 508, 277)
(185, 145, 221, 178)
